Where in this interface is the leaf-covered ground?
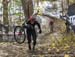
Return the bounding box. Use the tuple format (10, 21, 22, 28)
(0, 18, 75, 57)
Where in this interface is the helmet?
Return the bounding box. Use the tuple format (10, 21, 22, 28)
(28, 16, 35, 21)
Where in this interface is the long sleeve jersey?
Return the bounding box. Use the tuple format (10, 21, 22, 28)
(25, 21, 41, 31)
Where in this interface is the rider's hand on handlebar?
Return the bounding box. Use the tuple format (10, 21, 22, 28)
(39, 30, 42, 34)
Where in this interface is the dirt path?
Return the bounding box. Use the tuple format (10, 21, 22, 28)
(0, 17, 75, 57)
(0, 32, 52, 57)
(0, 32, 74, 57)
(0, 32, 62, 57)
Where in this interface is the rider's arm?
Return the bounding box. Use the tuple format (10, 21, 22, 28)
(35, 21, 42, 33)
(22, 22, 28, 28)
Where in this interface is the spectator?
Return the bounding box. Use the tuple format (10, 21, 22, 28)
(49, 19, 54, 33)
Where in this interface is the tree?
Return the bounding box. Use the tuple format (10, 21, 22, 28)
(69, 0, 75, 4)
(3, 0, 9, 25)
(21, 0, 33, 21)
(41, 0, 57, 2)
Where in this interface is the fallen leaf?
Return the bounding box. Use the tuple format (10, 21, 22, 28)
(64, 54, 70, 57)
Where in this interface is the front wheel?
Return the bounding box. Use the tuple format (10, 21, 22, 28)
(14, 26, 26, 44)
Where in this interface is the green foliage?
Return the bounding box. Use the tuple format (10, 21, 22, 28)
(15, 12, 22, 16)
(69, 0, 75, 4)
(41, 0, 57, 2)
(0, 0, 2, 3)
(14, 0, 22, 6)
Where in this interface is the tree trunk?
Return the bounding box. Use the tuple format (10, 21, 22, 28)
(21, 0, 33, 21)
(3, 0, 9, 25)
(36, 0, 39, 6)
(61, 0, 64, 16)
(67, 0, 69, 8)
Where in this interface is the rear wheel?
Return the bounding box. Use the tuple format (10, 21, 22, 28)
(14, 26, 26, 44)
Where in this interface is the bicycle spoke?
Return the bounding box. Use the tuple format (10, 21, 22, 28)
(14, 26, 26, 44)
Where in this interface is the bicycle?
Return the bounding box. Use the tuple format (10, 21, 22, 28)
(59, 15, 75, 45)
(14, 22, 40, 44)
(14, 24, 26, 44)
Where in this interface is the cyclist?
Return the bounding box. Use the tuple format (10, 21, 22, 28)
(49, 19, 54, 33)
(65, 19, 71, 33)
(71, 20, 75, 33)
(25, 15, 42, 51)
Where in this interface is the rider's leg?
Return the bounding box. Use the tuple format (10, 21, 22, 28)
(73, 26, 75, 33)
(27, 33, 32, 50)
(32, 32, 37, 50)
(51, 25, 53, 32)
(66, 26, 70, 33)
